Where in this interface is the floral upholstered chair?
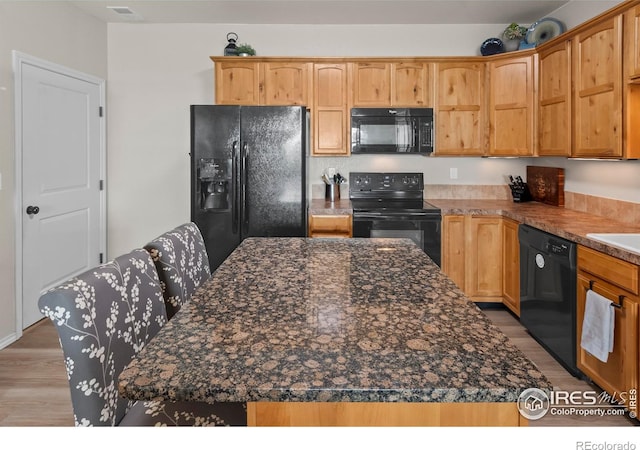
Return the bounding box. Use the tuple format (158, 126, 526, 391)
(38, 249, 246, 426)
(144, 222, 211, 319)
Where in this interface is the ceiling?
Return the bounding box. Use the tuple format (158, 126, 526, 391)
(68, 0, 575, 25)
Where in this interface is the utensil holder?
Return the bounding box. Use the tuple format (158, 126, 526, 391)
(325, 184, 340, 202)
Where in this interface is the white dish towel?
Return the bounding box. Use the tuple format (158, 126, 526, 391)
(580, 289, 615, 363)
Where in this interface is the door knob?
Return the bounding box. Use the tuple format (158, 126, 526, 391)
(26, 205, 40, 215)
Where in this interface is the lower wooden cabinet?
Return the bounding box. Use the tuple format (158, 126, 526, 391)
(443, 215, 520, 311)
(502, 218, 520, 316)
(308, 214, 352, 238)
(442, 215, 466, 289)
(442, 215, 503, 302)
(576, 245, 639, 415)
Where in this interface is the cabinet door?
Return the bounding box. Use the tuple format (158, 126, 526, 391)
(465, 216, 503, 300)
(351, 62, 391, 106)
(538, 41, 572, 156)
(215, 61, 262, 105)
(392, 62, 432, 106)
(625, 4, 640, 80)
(308, 214, 352, 238)
(577, 275, 638, 408)
(262, 62, 310, 106)
(489, 55, 534, 156)
(434, 62, 486, 155)
(313, 64, 349, 156)
(624, 6, 640, 159)
(572, 15, 623, 157)
(442, 215, 466, 290)
(502, 218, 520, 316)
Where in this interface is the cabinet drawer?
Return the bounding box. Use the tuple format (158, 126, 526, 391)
(308, 215, 352, 237)
(578, 246, 639, 295)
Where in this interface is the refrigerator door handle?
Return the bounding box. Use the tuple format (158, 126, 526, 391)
(232, 140, 239, 234)
(241, 142, 249, 231)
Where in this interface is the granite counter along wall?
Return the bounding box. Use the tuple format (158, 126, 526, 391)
(311, 183, 640, 226)
(425, 186, 640, 226)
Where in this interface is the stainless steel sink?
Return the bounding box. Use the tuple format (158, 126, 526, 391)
(586, 233, 640, 254)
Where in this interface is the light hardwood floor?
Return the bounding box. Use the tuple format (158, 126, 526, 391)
(0, 308, 637, 427)
(482, 307, 637, 427)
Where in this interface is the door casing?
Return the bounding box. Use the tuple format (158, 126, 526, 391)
(12, 51, 107, 340)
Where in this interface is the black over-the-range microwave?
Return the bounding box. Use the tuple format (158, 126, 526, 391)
(350, 107, 434, 155)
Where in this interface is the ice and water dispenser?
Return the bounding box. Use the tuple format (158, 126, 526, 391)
(198, 158, 231, 211)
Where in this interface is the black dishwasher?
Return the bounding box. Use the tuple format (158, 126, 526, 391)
(519, 224, 580, 377)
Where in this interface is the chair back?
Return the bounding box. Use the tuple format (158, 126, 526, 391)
(38, 249, 167, 426)
(144, 222, 211, 319)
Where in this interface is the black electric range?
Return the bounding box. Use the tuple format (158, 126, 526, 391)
(349, 172, 442, 266)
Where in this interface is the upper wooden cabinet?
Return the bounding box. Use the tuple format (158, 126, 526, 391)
(350, 61, 432, 107)
(262, 62, 311, 106)
(392, 62, 432, 106)
(488, 55, 535, 156)
(624, 5, 640, 158)
(538, 40, 572, 156)
(214, 60, 262, 105)
(213, 60, 310, 106)
(624, 4, 640, 80)
(572, 15, 623, 158)
(351, 62, 391, 106)
(212, 0, 640, 161)
(313, 63, 349, 156)
(434, 61, 486, 156)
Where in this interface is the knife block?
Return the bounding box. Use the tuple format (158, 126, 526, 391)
(509, 183, 532, 203)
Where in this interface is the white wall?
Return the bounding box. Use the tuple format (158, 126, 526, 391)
(1, 0, 630, 346)
(534, 158, 640, 202)
(106, 1, 635, 263)
(106, 22, 526, 259)
(551, 1, 620, 28)
(0, 3, 107, 346)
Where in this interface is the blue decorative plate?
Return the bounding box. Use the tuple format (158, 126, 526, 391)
(480, 38, 505, 56)
(526, 17, 566, 45)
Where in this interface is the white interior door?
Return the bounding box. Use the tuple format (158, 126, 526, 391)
(15, 53, 105, 330)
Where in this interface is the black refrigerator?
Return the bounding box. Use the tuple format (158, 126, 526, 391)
(190, 105, 309, 272)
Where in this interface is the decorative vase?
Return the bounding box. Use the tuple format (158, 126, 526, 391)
(224, 32, 238, 56)
(503, 37, 523, 52)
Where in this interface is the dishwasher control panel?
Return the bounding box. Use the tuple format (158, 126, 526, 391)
(547, 239, 571, 256)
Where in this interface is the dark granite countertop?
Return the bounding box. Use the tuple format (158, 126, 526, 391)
(119, 237, 551, 404)
(309, 198, 353, 215)
(429, 199, 640, 265)
(308, 198, 640, 265)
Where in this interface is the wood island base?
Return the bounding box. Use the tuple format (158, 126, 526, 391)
(247, 402, 528, 427)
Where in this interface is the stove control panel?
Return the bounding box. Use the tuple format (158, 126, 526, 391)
(350, 172, 424, 191)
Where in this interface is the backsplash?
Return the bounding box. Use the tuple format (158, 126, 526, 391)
(312, 184, 513, 200)
(564, 192, 640, 226)
(425, 184, 512, 200)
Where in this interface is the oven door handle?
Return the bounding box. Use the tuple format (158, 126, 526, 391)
(354, 212, 440, 220)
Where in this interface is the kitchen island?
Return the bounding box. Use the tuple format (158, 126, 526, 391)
(118, 237, 551, 426)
